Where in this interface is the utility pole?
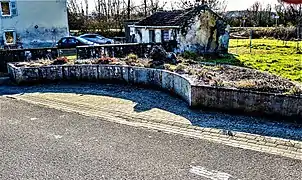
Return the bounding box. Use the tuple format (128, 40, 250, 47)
(127, 0, 131, 19)
(144, 0, 147, 17)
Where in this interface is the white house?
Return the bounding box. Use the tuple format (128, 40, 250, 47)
(129, 5, 230, 54)
(0, 0, 69, 49)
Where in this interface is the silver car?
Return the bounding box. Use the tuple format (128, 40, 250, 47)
(79, 34, 114, 44)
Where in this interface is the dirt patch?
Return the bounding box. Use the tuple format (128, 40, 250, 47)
(177, 63, 302, 95)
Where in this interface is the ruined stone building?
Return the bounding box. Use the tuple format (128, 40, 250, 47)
(0, 0, 69, 49)
(129, 5, 230, 54)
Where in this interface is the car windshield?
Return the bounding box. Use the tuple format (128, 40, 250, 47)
(82, 34, 105, 39)
(95, 35, 105, 39)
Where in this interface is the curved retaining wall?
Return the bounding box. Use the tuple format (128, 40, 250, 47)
(7, 63, 302, 120)
(7, 63, 192, 106)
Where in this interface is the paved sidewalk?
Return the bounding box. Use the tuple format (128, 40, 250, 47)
(4, 83, 301, 161)
(1, 97, 301, 180)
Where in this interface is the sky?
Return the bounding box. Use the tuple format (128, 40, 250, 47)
(85, 0, 279, 12)
(224, 0, 278, 10)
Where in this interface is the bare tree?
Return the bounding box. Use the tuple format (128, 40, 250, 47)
(177, 0, 226, 11)
(144, 0, 147, 16)
(275, 0, 302, 26)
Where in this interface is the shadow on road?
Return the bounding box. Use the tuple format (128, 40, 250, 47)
(0, 82, 301, 141)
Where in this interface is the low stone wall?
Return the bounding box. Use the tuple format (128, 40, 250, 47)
(7, 63, 302, 120)
(7, 63, 192, 106)
(191, 85, 302, 119)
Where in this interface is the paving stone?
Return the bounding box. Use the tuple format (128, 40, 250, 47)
(276, 145, 290, 150)
(265, 142, 278, 147)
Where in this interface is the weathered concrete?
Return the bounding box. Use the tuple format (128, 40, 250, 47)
(0, 0, 68, 48)
(7, 63, 302, 119)
(191, 85, 302, 120)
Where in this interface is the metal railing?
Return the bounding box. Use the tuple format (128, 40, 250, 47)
(76, 41, 177, 59)
(0, 47, 58, 72)
(0, 41, 177, 72)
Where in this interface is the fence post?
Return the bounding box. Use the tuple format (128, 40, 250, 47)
(249, 30, 253, 53)
(76, 47, 79, 60)
(236, 38, 239, 55)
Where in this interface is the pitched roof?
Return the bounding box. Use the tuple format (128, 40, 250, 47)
(136, 5, 222, 27)
(136, 10, 185, 26)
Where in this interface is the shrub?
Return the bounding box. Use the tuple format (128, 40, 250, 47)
(97, 57, 118, 64)
(211, 79, 225, 87)
(187, 68, 197, 75)
(52, 57, 68, 65)
(164, 64, 172, 71)
(127, 53, 138, 60)
(149, 45, 168, 61)
(230, 27, 297, 40)
(197, 70, 208, 80)
(175, 64, 186, 72)
(182, 51, 199, 61)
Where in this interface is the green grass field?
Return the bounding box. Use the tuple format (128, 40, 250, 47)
(204, 39, 302, 83)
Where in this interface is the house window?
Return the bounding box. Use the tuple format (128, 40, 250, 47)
(163, 30, 169, 41)
(4, 31, 16, 44)
(0, 1, 11, 16)
(149, 30, 155, 43)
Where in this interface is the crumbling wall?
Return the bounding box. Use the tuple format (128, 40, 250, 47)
(177, 10, 229, 54)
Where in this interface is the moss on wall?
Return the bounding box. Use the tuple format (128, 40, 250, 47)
(178, 7, 228, 54)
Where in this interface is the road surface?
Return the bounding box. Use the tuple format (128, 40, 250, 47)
(0, 96, 301, 180)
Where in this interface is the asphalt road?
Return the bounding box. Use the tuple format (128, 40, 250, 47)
(0, 97, 301, 180)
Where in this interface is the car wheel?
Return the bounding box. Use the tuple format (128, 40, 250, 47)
(106, 41, 111, 44)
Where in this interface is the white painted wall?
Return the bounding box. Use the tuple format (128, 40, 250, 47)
(0, 0, 69, 48)
(155, 29, 161, 43)
(140, 28, 149, 43)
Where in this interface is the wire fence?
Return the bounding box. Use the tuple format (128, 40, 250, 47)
(229, 38, 302, 55)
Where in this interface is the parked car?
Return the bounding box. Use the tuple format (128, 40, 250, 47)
(79, 34, 114, 44)
(56, 36, 99, 49)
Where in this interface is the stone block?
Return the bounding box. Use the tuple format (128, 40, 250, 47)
(133, 68, 148, 85)
(162, 71, 174, 91)
(20, 68, 40, 82)
(88, 65, 99, 80)
(64, 66, 81, 80)
(99, 65, 123, 81)
(181, 78, 191, 104)
(46, 66, 63, 81)
(121, 66, 129, 82)
(149, 69, 162, 87)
